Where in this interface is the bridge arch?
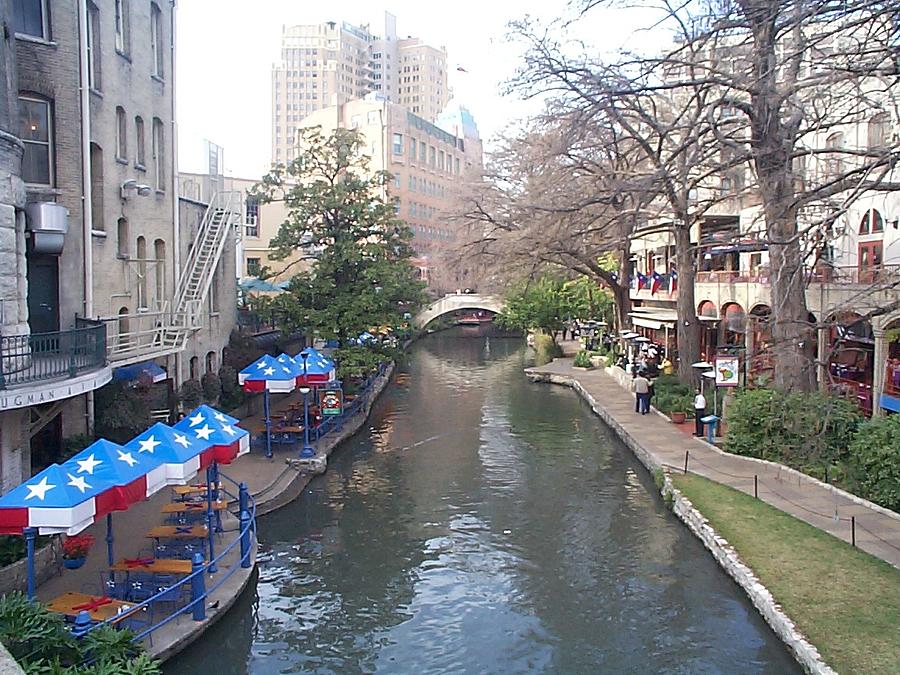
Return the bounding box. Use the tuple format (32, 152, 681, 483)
(414, 294, 504, 329)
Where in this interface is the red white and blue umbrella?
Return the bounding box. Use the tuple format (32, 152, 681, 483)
(61, 439, 167, 515)
(174, 405, 250, 465)
(0, 463, 103, 535)
(239, 354, 298, 393)
(293, 348, 336, 385)
(122, 422, 203, 485)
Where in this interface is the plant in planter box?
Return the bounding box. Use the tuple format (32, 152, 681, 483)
(62, 533, 94, 569)
(573, 350, 593, 368)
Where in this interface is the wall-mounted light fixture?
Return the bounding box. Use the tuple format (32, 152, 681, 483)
(121, 179, 153, 200)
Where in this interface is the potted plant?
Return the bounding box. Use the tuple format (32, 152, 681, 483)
(573, 350, 594, 370)
(62, 533, 95, 569)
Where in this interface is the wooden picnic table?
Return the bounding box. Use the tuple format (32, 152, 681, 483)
(46, 592, 137, 623)
(109, 558, 194, 574)
(273, 425, 304, 434)
(172, 484, 216, 496)
(145, 525, 208, 540)
(160, 499, 227, 514)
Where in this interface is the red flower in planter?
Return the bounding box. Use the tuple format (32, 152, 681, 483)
(62, 534, 95, 560)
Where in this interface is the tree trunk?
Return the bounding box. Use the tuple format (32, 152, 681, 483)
(610, 281, 631, 334)
(674, 224, 700, 384)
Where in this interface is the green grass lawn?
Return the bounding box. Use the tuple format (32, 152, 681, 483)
(672, 473, 900, 675)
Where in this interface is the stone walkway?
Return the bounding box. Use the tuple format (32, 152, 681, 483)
(526, 356, 900, 570)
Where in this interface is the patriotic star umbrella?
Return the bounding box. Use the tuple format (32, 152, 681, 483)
(0, 463, 104, 536)
(293, 348, 336, 385)
(60, 439, 167, 515)
(174, 405, 250, 465)
(122, 422, 203, 485)
(238, 354, 298, 393)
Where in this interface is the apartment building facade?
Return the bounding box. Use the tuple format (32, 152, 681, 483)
(0, 0, 236, 492)
(271, 12, 448, 164)
(296, 96, 483, 293)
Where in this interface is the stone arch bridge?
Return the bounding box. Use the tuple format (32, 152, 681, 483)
(414, 294, 504, 329)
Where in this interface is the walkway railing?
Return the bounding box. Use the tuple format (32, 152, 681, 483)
(314, 362, 388, 442)
(74, 470, 256, 647)
(0, 321, 107, 389)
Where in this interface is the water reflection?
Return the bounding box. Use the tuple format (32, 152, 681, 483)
(166, 331, 798, 674)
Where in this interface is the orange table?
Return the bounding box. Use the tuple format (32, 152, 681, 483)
(109, 558, 194, 574)
(273, 425, 304, 434)
(172, 484, 215, 497)
(145, 525, 208, 540)
(160, 499, 227, 515)
(46, 592, 137, 623)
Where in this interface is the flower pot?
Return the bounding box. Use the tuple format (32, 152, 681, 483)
(670, 411, 687, 424)
(63, 557, 86, 570)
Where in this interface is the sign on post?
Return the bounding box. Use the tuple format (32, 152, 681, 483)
(715, 355, 740, 387)
(319, 389, 343, 416)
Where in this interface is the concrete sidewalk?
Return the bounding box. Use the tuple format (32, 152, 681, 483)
(526, 357, 900, 569)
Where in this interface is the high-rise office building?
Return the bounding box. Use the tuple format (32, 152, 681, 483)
(271, 12, 449, 164)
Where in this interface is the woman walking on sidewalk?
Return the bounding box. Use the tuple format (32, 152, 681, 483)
(632, 373, 651, 414)
(693, 387, 706, 436)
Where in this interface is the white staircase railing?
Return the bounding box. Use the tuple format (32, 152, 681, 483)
(106, 191, 239, 366)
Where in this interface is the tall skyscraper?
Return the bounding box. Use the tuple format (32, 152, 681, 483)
(271, 12, 449, 164)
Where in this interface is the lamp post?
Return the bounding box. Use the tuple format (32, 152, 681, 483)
(299, 350, 315, 457)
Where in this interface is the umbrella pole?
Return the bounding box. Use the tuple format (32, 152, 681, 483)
(24, 527, 36, 600)
(206, 465, 217, 573)
(106, 513, 115, 582)
(263, 388, 272, 459)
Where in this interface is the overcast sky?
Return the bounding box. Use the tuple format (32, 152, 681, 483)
(176, 0, 658, 178)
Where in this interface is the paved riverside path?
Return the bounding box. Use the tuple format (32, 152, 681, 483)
(527, 357, 900, 570)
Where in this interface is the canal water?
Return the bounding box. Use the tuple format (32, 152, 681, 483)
(166, 331, 798, 674)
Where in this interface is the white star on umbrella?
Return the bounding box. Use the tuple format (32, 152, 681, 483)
(263, 367, 276, 376)
(221, 424, 237, 436)
(256, 360, 267, 369)
(282, 367, 291, 373)
(174, 433, 191, 448)
(116, 450, 138, 467)
(76, 454, 102, 475)
(138, 436, 161, 453)
(25, 476, 56, 501)
(213, 412, 228, 423)
(188, 412, 204, 427)
(194, 424, 214, 441)
(67, 473, 91, 493)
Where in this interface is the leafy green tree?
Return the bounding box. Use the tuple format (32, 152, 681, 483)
(497, 275, 611, 337)
(845, 414, 900, 512)
(254, 127, 426, 346)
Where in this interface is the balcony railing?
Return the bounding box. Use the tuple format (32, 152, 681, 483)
(696, 264, 900, 286)
(0, 321, 107, 389)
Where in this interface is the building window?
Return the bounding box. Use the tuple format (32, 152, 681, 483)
(89, 143, 104, 230)
(87, 3, 101, 90)
(245, 194, 259, 237)
(868, 112, 889, 150)
(189, 356, 198, 380)
(150, 3, 163, 78)
(134, 116, 145, 168)
(136, 236, 147, 308)
(19, 95, 53, 185)
(409, 138, 416, 160)
(392, 132, 403, 155)
(13, 0, 48, 39)
(114, 0, 129, 54)
(419, 141, 426, 163)
(205, 351, 216, 373)
(429, 146, 436, 167)
(455, 157, 460, 175)
(247, 257, 261, 277)
(858, 209, 884, 236)
(824, 131, 843, 180)
(152, 117, 165, 191)
(115, 106, 127, 160)
(154, 238, 166, 302)
(117, 218, 129, 257)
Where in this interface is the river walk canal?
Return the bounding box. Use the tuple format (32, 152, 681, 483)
(166, 330, 799, 674)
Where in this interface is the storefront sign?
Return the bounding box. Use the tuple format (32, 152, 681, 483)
(0, 369, 112, 411)
(319, 389, 343, 416)
(715, 356, 740, 387)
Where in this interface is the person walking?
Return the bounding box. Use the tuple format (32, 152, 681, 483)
(633, 373, 651, 414)
(693, 387, 707, 436)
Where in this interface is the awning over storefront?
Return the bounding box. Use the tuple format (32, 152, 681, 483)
(112, 361, 167, 384)
(629, 309, 677, 330)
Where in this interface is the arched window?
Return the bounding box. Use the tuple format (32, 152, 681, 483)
(205, 351, 216, 373)
(698, 300, 717, 318)
(868, 112, 890, 150)
(134, 116, 145, 168)
(825, 132, 844, 179)
(117, 218, 128, 257)
(858, 209, 884, 235)
(189, 356, 199, 380)
(152, 117, 165, 191)
(117, 307, 130, 350)
(89, 143, 104, 230)
(136, 236, 147, 308)
(154, 238, 166, 303)
(115, 106, 127, 160)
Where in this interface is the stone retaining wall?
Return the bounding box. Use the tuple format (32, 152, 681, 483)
(0, 537, 62, 596)
(525, 368, 834, 675)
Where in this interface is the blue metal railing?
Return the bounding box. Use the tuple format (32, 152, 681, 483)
(312, 361, 388, 442)
(0, 320, 107, 389)
(75, 470, 256, 646)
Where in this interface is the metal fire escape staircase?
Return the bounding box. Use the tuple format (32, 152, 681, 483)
(107, 192, 240, 366)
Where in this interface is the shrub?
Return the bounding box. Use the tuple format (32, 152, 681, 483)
(724, 389, 860, 471)
(179, 379, 203, 410)
(218, 365, 244, 411)
(845, 414, 900, 512)
(573, 350, 593, 368)
(533, 333, 563, 366)
(94, 382, 152, 444)
(201, 371, 222, 403)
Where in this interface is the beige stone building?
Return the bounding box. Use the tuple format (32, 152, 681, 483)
(271, 12, 449, 164)
(0, 1, 237, 492)
(290, 96, 483, 293)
